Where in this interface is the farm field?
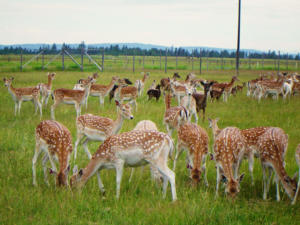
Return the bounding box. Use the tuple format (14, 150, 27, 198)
(0, 69, 299, 225)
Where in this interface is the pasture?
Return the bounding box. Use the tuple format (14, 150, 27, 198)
(0, 70, 299, 224)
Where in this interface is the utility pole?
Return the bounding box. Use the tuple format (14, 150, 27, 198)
(236, 0, 241, 76)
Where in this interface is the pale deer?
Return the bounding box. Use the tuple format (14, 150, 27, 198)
(213, 127, 246, 197)
(70, 130, 177, 201)
(148, 80, 156, 91)
(37, 72, 56, 106)
(257, 127, 297, 201)
(89, 76, 119, 106)
(160, 72, 181, 96)
(51, 76, 94, 119)
(3, 77, 42, 118)
(73, 76, 95, 109)
(114, 79, 138, 111)
(208, 118, 222, 140)
(163, 93, 188, 137)
(32, 120, 72, 186)
(180, 85, 198, 123)
(135, 72, 150, 96)
(256, 79, 285, 101)
(292, 144, 300, 205)
(74, 100, 133, 162)
(174, 122, 209, 186)
(170, 80, 188, 105)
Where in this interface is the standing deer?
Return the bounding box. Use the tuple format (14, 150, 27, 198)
(70, 130, 177, 201)
(211, 76, 239, 102)
(32, 120, 72, 186)
(135, 72, 150, 96)
(180, 85, 198, 123)
(213, 127, 246, 197)
(257, 127, 297, 201)
(3, 77, 42, 118)
(37, 72, 56, 106)
(51, 76, 94, 119)
(292, 144, 300, 205)
(114, 79, 138, 111)
(174, 122, 209, 186)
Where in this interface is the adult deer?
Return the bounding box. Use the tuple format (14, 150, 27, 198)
(114, 79, 138, 111)
(37, 72, 56, 106)
(51, 76, 94, 119)
(135, 72, 149, 96)
(32, 120, 72, 186)
(211, 76, 239, 102)
(70, 130, 177, 201)
(3, 77, 42, 118)
(174, 122, 209, 186)
(292, 144, 300, 205)
(180, 85, 198, 123)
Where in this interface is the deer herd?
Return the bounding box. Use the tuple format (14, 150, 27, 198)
(2, 70, 300, 204)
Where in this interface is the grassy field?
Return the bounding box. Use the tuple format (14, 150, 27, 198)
(0, 70, 299, 225)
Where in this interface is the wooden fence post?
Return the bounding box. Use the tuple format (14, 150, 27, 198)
(143, 54, 145, 70)
(101, 49, 104, 72)
(199, 49, 202, 74)
(81, 46, 84, 71)
(165, 49, 167, 74)
(277, 51, 280, 74)
(262, 53, 264, 69)
(192, 50, 194, 71)
(176, 52, 178, 70)
(286, 53, 288, 71)
(160, 50, 162, 70)
(20, 49, 23, 71)
(133, 52, 135, 73)
(248, 57, 251, 69)
(206, 57, 208, 71)
(42, 50, 44, 70)
(62, 46, 65, 71)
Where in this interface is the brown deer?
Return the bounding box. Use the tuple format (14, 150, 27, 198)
(292, 144, 300, 205)
(169, 80, 188, 105)
(212, 76, 239, 102)
(208, 118, 222, 140)
(160, 72, 181, 96)
(77, 73, 98, 85)
(174, 122, 209, 186)
(89, 76, 119, 106)
(135, 72, 150, 96)
(213, 127, 246, 198)
(32, 120, 72, 187)
(70, 130, 177, 201)
(51, 76, 94, 119)
(257, 127, 297, 201)
(114, 78, 138, 111)
(37, 72, 56, 106)
(3, 77, 42, 118)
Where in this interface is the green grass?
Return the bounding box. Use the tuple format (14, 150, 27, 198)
(0, 70, 299, 225)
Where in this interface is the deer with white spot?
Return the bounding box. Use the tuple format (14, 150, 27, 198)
(70, 130, 177, 201)
(292, 144, 300, 205)
(257, 127, 297, 201)
(135, 72, 149, 96)
(114, 79, 138, 111)
(37, 72, 56, 106)
(32, 120, 72, 187)
(3, 77, 42, 118)
(174, 122, 209, 186)
(51, 76, 94, 119)
(180, 85, 198, 123)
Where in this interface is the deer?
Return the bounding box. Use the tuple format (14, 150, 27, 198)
(135, 72, 150, 96)
(180, 84, 198, 123)
(212, 127, 246, 198)
(160, 72, 181, 96)
(292, 144, 300, 205)
(74, 100, 134, 162)
(32, 120, 72, 187)
(163, 93, 188, 137)
(256, 79, 285, 101)
(114, 79, 138, 111)
(70, 130, 177, 201)
(174, 122, 209, 186)
(78, 73, 98, 84)
(3, 77, 42, 118)
(208, 118, 222, 140)
(37, 72, 56, 106)
(257, 127, 297, 202)
(108, 78, 133, 103)
(89, 76, 119, 106)
(148, 80, 157, 91)
(212, 76, 239, 102)
(147, 84, 161, 101)
(51, 76, 94, 119)
(169, 79, 189, 105)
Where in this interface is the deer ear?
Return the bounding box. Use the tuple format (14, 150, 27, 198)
(284, 176, 291, 183)
(115, 100, 120, 106)
(238, 173, 245, 183)
(221, 174, 228, 183)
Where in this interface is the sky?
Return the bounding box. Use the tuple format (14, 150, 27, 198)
(0, 0, 299, 53)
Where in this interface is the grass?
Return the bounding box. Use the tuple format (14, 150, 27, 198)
(0, 70, 299, 224)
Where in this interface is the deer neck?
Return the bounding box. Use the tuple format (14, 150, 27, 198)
(142, 75, 147, 83)
(47, 76, 53, 89)
(7, 84, 17, 99)
(78, 157, 104, 188)
(227, 78, 235, 88)
(212, 124, 221, 140)
(165, 94, 171, 110)
(111, 112, 124, 135)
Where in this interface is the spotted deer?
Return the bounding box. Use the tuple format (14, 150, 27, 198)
(257, 127, 297, 201)
(163, 93, 188, 137)
(74, 100, 134, 162)
(32, 120, 72, 187)
(213, 127, 246, 197)
(170, 80, 188, 105)
(208, 118, 222, 140)
(135, 72, 150, 96)
(174, 122, 209, 186)
(180, 85, 198, 123)
(37, 72, 56, 106)
(292, 144, 300, 205)
(160, 72, 181, 96)
(78, 73, 98, 85)
(51, 76, 94, 119)
(212, 76, 239, 102)
(89, 76, 119, 106)
(70, 130, 177, 201)
(114, 79, 138, 111)
(3, 77, 42, 117)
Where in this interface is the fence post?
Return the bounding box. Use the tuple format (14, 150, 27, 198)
(101, 49, 104, 72)
(20, 49, 23, 71)
(206, 56, 208, 71)
(262, 53, 264, 69)
(277, 51, 280, 74)
(133, 52, 135, 73)
(165, 49, 167, 74)
(62, 46, 65, 71)
(42, 50, 44, 70)
(248, 56, 251, 70)
(81, 46, 84, 72)
(160, 50, 162, 70)
(143, 53, 145, 70)
(221, 57, 224, 70)
(286, 53, 288, 71)
(176, 52, 178, 70)
(192, 50, 194, 71)
(199, 49, 202, 74)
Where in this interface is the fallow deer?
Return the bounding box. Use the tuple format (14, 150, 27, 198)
(180, 84, 198, 123)
(169, 79, 189, 105)
(148, 80, 156, 91)
(147, 84, 161, 101)
(109, 78, 133, 102)
(213, 127, 246, 197)
(37, 72, 56, 106)
(32, 120, 72, 186)
(257, 127, 297, 201)
(51, 76, 94, 119)
(292, 144, 300, 205)
(211, 76, 239, 102)
(89, 76, 119, 106)
(3, 77, 42, 118)
(77, 73, 98, 85)
(114, 79, 138, 111)
(70, 130, 177, 201)
(174, 122, 209, 186)
(135, 72, 149, 96)
(160, 72, 181, 96)
(256, 79, 285, 101)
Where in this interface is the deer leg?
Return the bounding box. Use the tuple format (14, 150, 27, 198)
(100, 96, 104, 105)
(202, 157, 208, 187)
(14, 102, 18, 116)
(82, 138, 92, 159)
(215, 166, 221, 198)
(96, 171, 106, 194)
(202, 108, 205, 122)
(275, 174, 281, 201)
(32, 142, 42, 186)
(115, 160, 125, 199)
(18, 100, 22, 115)
(51, 101, 59, 120)
(173, 143, 183, 171)
(194, 111, 198, 124)
(75, 103, 81, 118)
(36, 98, 42, 118)
(129, 168, 135, 183)
(74, 131, 85, 162)
(292, 169, 300, 205)
(248, 152, 255, 185)
(42, 153, 50, 186)
(44, 93, 50, 106)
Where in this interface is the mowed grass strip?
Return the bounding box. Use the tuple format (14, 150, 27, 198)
(0, 70, 299, 225)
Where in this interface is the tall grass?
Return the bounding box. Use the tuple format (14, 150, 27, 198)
(0, 70, 299, 224)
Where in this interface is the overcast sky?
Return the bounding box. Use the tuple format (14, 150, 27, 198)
(0, 0, 299, 52)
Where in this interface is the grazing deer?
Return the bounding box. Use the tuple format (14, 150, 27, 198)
(51, 76, 94, 119)
(147, 84, 161, 101)
(3, 77, 42, 117)
(114, 79, 138, 111)
(213, 127, 246, 197)
(89, 76, 119, 106)
(32, 120, 72, 186)
(257, 127, 297, 201)
(163, 93, 188, 137)
(37, 72, 56, 106)
(74, 100, 133, 162)
(180, 84, 198, 123)
(292, 144, 300, 205)
(135, 72, 150, 96)
(174, 122, 209, 186)
(70, 130, 177, 201)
